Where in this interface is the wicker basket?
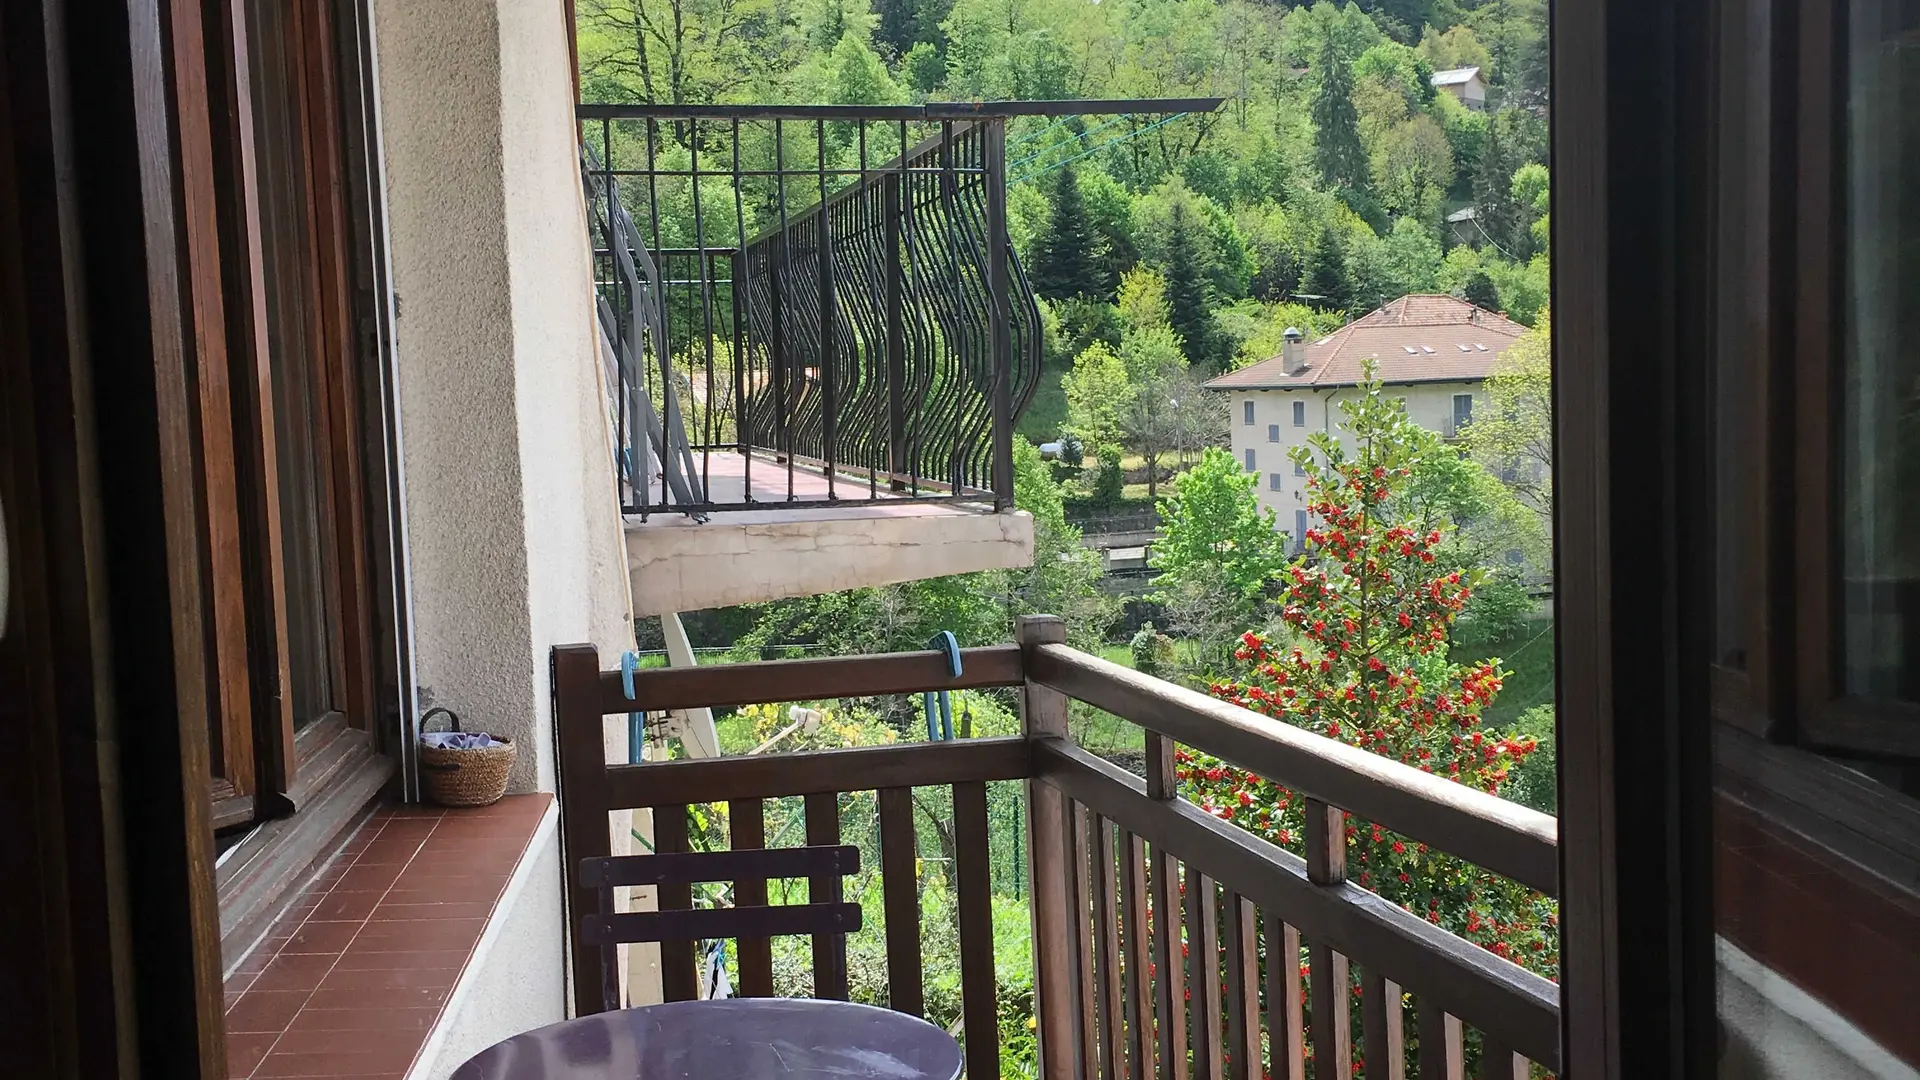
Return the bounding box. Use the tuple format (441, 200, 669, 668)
(418, 707, 515, 807)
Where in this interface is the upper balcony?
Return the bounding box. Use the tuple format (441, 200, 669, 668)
(580, 104, 1050, 615)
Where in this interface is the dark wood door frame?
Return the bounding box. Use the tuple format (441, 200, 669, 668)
(0, 0, 231, 1074)
(1552, 0, 1722, 1074)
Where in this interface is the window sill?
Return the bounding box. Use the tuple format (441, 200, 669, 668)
(222, 794, 554, 1079)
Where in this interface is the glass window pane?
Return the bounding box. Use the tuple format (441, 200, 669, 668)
(1839, 0, 1920, 703)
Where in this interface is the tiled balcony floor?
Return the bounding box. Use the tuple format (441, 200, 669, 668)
(223, 794, 552, 1079)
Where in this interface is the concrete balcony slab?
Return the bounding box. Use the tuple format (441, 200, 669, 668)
(623, 452, 1034, 616)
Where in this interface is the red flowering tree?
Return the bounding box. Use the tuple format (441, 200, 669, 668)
(1178, 366, 1559, 982)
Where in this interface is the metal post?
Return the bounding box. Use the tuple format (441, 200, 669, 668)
(883, 171, 907, 490)
(816, 120, 838, 499)
(983, 119, 1015, 510)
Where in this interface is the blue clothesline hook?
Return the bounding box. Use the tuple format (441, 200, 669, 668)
(923, 632, 962, 742)
(621, 650, 643, 764)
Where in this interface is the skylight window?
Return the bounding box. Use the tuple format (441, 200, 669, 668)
(1403, 346, 1417, 354)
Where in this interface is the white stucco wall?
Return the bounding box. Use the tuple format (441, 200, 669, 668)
(375, 0, 633, 792)
(1225, 382, 1485, 547)
(408, 807, 566, 1080)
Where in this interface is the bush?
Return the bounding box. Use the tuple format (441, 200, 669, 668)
(1128, 622, 1177, 679)
(1089, 453, 1125, 507)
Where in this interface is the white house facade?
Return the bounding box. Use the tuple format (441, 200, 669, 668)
(1204, 295, 1528, 549)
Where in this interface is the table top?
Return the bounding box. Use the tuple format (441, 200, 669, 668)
(449, 998, 966, 1080)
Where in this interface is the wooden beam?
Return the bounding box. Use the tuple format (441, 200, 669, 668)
(600, 644, 1025, 715)
(603, 737, 1031, 808)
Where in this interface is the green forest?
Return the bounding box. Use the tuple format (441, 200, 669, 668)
(577, 0, 1551, 362)
(586, 2, 1558, 1072)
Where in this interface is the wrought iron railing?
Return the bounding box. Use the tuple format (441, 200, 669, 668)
(580, 104, 1047, 518)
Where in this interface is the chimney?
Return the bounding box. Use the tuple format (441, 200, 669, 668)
(1281, 327, 1307, 374)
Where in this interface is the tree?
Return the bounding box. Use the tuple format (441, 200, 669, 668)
(1310, 30, 1369, 191)
(1162, 202, 1223, 368)
(1417, 23, 1492, 76)
(1115, 326, 1190, 498)
(1031, 167, 1106, 302)
(1470, 110, 1526, 256)
(1369, 112, 1454, 223)
(1061, 340, 1130, 454)
(1460, 311, 1553, 532)
(1301, 224, 1354, 311)
(1151, 446, 1289, 609)
(1177, 367, 1557, 983)
(1462, 270, 1499, 311)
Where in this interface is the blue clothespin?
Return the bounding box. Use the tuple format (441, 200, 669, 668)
(621, 650, 644, 764)
(922, 632, 962, 742)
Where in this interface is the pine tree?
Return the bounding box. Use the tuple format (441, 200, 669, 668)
(1463, 269, 1500, 311)
(1030, 167, 1105, 302)
(1311, 33, 1368, 191)
(1163, 202, 1220, 368)
(1472, 113, 1524, 255)
(1302, 225, 1353, 312)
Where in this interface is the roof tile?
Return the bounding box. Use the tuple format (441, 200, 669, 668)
(1203, 295, 1528, 391)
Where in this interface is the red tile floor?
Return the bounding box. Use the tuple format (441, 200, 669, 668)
(223, 794, 552, 1079)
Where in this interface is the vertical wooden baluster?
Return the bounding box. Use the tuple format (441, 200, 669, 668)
(1417, 1000, 1444, 1080)
(1224, 894, 1259, 1080)
(1145, 732, 1189, 1080)
(1266, 917, 1306, 1080)
(954, 780, 1000, 1080)
(1362, 970, 1389, 1080)
(1021, 615, 1079, 1080)
(1189, 872, 1223, 1080)
(1477, 1037, 1519, 1080)
(1095, 816, 1123, 1080)
(730, 797, 773, 997)
(1417, 1001, 1463, 1080)
(1122, 831, 1152, 1080)
(655, 804, 698, 1002)
(1384, 981, 1405, 1080)
(878, 785, 924, 1016)
(1305, 799, 1351, 1080)
(1072, 802, 1097, 1080)
(804, 791, 848, 1000)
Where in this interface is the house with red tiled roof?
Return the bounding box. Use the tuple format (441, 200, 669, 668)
(1202, 294, 1528, 548)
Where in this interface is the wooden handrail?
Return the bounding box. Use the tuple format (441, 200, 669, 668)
(593, 644, 1026, 715)
(1028, 643, 1560, 896)
(1035, 738, 1561, 1069)
(602, 737, 1031, 807)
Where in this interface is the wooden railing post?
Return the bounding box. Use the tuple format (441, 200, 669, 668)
(1306, 798, 1353, 1080)
(1020, 615, 1082, 1079)
(553, 643, 611, 1017)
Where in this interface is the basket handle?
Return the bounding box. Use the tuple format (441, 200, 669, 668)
(420, 706, 463, 734)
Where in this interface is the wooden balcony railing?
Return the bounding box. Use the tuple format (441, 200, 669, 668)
(552, 615, 1560, 1080)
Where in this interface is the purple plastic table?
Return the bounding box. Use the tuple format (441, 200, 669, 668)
(449, 999, 965, 1080)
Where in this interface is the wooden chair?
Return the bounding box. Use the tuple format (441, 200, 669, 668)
(577, 845, 862, 1013)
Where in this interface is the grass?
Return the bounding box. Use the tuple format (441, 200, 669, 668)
(1456, 616, 1556, 729)
(1017, 367, 1067, 443)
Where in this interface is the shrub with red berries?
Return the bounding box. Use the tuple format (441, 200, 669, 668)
(1179, 366, 1559, 983)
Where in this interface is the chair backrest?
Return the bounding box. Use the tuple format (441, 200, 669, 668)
(577, 844, 862, 1011)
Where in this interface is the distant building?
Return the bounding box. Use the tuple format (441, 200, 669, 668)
(1447, 205, 1480, 247)
(1431, 66, 1489, 110)
(1203, 295, 1528, 549)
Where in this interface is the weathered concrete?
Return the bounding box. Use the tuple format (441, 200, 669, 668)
(626, 507, 1035, 616)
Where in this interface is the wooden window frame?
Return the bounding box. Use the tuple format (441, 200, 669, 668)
(1786, 0, 1920, 759)
(163, 0, 401, 960)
